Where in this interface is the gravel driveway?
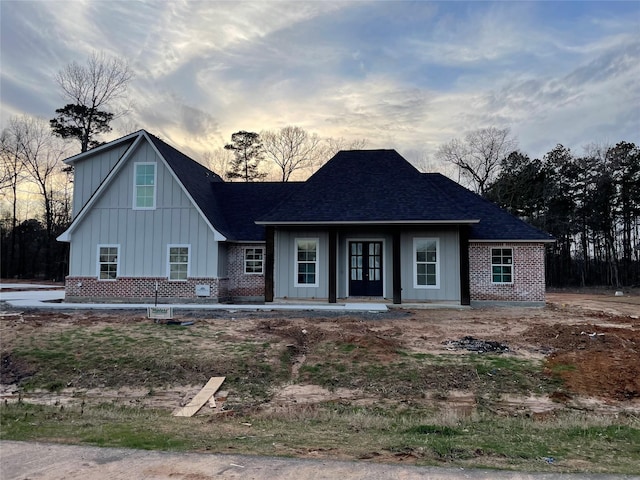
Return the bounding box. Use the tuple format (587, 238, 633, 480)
(1, 441, 636, 480)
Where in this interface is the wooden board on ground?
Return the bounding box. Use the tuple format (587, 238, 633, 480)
(172, 377, 225, 417)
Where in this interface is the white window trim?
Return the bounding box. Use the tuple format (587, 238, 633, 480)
(244, 247, 264, 275)
(413, 237, 440, 289)
(97, 244, 120, 281)
(491, 246, 514, 285)
(133, 162, 157, 210)
(294, 237, 319, 288)
(167, 244, 190, 282)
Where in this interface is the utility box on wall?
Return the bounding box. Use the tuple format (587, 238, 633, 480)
(195, 284, 211, 297)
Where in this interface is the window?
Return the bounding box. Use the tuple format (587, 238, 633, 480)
(134, 162, 156, 209)
(295, 238, 318, 287)
(244, 247, 264, 274)
(492, 248, 513, 283)
(414, 238, 439, 288)
(168, 245, 189, 281)
(97, 245, 119, 280)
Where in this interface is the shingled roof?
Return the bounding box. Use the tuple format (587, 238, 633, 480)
(150, 137, 552, 243)
(147, 132, 299, 242)
(421, 173, 554, 241)
(256, 149, 553, 242)
(257, 150, 479, 224)
(212, 182, 301, 241)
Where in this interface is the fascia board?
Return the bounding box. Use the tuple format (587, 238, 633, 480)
(470, 238, 556, 243)
(63, 130, 142, 165)
(255, 219, 481, 226)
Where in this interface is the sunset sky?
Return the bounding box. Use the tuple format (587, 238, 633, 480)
(1, 0, 638, 166)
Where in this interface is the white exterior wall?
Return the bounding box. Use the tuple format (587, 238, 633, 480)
(71, 140, 134, 217)
(68, 141, 219, 279)
(275, 230, 329, 299)
(400, 229, 460, 302)
(274, 227, 460, 302)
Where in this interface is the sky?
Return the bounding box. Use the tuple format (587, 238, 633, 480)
(1, 0, 639, 168)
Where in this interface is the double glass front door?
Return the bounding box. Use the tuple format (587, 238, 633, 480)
(349, 241, 383, 296)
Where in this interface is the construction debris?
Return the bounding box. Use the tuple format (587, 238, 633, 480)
(173, 377, 225, 417)
(443, 336, 509, 353)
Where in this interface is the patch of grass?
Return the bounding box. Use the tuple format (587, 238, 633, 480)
(298, 352, 558, 397)
(550, 363, 577, 375)
(406, 424, 460, 436)
(2, 402, 638, 474)
(6, 325, 290, 406)
(3, 316, 637, 474)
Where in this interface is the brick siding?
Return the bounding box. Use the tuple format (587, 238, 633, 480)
(469, 242, 546, 302)
(226, 244, 265, 300)
(65, 243, 265, 303)
(64, 276, 223, 303)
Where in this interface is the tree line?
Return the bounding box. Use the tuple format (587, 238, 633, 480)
(436, 128, 639, 288)
(2, 52, 638, 289)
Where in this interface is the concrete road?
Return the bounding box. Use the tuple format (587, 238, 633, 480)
(1, 441, 637, 480)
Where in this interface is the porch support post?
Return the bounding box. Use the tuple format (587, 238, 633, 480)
(392, 229, 402, 304)
(265, 226, 275, 302)
(459, 225, 471, 306)
(328, 228, 337, 303)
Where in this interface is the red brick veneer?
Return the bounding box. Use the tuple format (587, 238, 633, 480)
(64, 276, 223, 303)
(225, 244, 265, 299)
(469, 242, 546, 302)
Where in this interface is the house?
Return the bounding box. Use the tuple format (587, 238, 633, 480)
(58, 130, 554, 306)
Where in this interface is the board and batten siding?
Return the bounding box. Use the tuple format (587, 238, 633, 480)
(273, 228, 460, 302)
(68, 141, 219, 278)
(71, 140, 134, 217)
(400, 229, 460, 302)
(275, 230, 329, 299)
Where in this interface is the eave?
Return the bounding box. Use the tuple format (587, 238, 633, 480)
(470, 238, 556, 243)
(255, 219, 480, 226)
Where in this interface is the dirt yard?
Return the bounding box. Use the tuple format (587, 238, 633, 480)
(1, 290, 639, 418)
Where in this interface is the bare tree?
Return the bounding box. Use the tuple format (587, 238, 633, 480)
(324, 136, 368, 157)
(53, 51, 133, 152)
(309, 136, 368, 174)
(261, 126, 322, 182)
(17, 117, 69, 238)
(436, 127, 517, 195)
(202, 147, 234, 178)
(3, 116, 70, 278)
(0, 119, 29, 276)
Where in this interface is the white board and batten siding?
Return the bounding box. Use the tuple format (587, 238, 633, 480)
(68, 141, 219, 278)
(274, 228, 460, 302)
(400, 229, 460, 302)
(71, 140, 134, 217)
(275, 230, 329, 299)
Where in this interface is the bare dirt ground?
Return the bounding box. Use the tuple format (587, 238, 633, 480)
(1, 290, 639, 417)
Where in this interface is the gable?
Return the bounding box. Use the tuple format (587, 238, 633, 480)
(58, 131, 226, 243)
(69, 138, 136, 215)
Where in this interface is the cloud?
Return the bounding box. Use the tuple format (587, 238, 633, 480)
(1, 0, 638, 169)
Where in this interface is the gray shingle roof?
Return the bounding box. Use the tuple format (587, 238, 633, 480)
(148, 132, 299, 241)
(150, 135, 552, 243)
(422, 173, 554, 241)
(212, 182, 301, 241)
(257, 150, 479, 223)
